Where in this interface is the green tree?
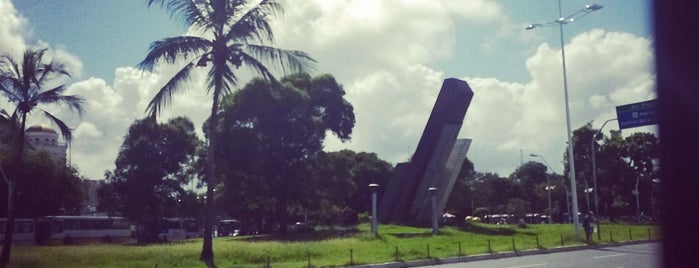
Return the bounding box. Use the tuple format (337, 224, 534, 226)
(445, 158, 476, 217)
(9, 152, 85, 218)
(0, 48, 84, 266)
(509, 161, 547, 213)
(102, 117, 198, 241)
(311, 150, 392, 224)
(138, 0, 314, 264)
(213, 73, 354, 233)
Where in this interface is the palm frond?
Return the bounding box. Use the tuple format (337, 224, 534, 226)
(41, 110, 74, 144)
(241, 44, 316, 77)
(206, 61, 236, 97)
(146, 0, 209, 29)
(226, 0, 283, 44)
(35, 85, 85, 117)
(138, 36, 211, 72)
(0, 77, 22, 103)
(146, 62, 198, 118)
(38, 60, 71, 87)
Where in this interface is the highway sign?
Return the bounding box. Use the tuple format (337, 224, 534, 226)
(615, 99, 658, 129)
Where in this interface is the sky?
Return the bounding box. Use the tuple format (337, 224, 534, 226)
(2, 0, 656, 180)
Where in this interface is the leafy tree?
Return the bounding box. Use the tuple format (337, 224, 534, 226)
(213, 73, 354, 233)
(139, 0, 314, 264)
(8, 152, 85, 217)
(445, 158, 476, 217)
(509, 161, 547, 213)
(569, 122, 659, 221)
(0, 48, 84, 265)
(622, 132, 659, 219)
(310, 150, 392, 225)
(102, 117, 198, 241)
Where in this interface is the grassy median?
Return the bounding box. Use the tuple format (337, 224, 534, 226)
(7, 222, 659, 268)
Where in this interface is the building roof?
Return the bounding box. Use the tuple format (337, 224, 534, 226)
(26, 124, 57, 134)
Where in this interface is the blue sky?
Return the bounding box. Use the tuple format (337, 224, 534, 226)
(3, 0, 656, 180)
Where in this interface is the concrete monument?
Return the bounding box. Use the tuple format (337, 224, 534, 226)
(378, 78, 474, 226)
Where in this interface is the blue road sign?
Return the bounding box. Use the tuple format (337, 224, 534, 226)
(615, 99, 658, 129)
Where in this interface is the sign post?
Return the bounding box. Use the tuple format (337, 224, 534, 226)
(615, 99, 658, 129)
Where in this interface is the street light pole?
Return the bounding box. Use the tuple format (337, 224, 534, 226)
(591, 118, 616, 239)
(428, 187, 438, 234)
(591, 118, 617, 214)
(530, 154, 557, 224)
(545, 185, 553, 224)
(369, 183, 379, 235)
(527, 1, 603, 238)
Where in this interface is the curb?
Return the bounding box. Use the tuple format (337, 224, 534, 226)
(351, 239, 660, 268)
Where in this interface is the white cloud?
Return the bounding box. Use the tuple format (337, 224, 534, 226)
(0, 0, 26, 56)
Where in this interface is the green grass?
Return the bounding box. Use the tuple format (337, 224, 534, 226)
(7, 222, 660, 268)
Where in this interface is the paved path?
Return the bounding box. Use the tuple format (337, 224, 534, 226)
(432, 242, 661, 268)
(355, 240, 661, 268)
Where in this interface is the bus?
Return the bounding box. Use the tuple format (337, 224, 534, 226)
(0, 218, 36, 245)
(160, 218, 199, 241)
(35, 215, 132, 245)
(217, 219, 242, 237)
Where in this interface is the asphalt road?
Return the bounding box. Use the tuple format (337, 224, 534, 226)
(432, 242, 661, 268)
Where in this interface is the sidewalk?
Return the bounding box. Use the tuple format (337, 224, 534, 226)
(353, 239, 661, 268)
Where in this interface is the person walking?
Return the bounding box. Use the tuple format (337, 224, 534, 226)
(582, 211, 593, 243)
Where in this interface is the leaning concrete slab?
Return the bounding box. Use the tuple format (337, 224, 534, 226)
(377, 78, 474, 226)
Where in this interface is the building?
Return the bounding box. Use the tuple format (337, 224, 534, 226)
(25, 124, 67, 162)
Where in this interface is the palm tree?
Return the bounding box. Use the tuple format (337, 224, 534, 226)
(138, 0, 314, 266)
(0, 48, 84, 266)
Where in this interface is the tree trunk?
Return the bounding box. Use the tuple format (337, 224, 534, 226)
(1, 115, 26, 267)
(200, 87, 220, 268)
(0, 179, 15, 267)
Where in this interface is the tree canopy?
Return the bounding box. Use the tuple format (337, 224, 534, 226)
(212, 73, 355, 233)
(101, 117, 199, 241)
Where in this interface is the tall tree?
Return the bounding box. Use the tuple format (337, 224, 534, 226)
(4, 152, 85, 218)
(445, 158, 476, 217)
(0, 48, 84, 266)
(103, 117, 198, 241)
(214, 73, 354, 233)
(509, 161, 547, 213)
(139, 0, 314, 265)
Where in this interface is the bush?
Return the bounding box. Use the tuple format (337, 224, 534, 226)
(357, 212, 370, 223)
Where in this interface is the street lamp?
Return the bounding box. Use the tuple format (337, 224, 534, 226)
(591, 118, 617, 215)
(428, 187, 438, 234)
(369, 183, 379, 235)
(527, 1, 603, 238)
(530, 153, 555, 224)
(544, 185, 555, 223)
(583, 186, 593, 212)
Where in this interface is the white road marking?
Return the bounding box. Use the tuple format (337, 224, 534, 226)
(507, 263, 547, 268)
(593, 253, 626, 259)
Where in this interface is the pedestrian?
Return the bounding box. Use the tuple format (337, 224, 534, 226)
(582, 211, 593, 243)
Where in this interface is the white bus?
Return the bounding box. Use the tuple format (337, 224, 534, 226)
(35, 215, 132, 245)
(160, 218, 199, 241)
(0, 218, 36, 245)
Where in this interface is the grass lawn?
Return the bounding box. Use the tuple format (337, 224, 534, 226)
(7, 222, 660, 268)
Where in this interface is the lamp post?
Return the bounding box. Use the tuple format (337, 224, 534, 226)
(583, 184, 593, 212)
(591, 118, 616, 237)
(527, 1, 603, 238)
(591, 118, 617, 214)
(544, 185, 555, 223)
(530, 154, 556, 223)
(369, 183, 379, 235)
(428, 187, 438, 234)
(531, 153, 572, 223)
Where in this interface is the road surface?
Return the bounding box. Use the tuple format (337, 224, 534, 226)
(432, 242, 661, 268)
